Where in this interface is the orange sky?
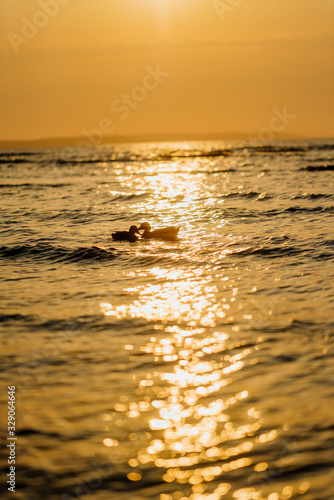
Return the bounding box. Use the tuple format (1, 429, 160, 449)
(1, 0, 334, 141)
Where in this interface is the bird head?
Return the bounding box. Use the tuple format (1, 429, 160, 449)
(129, 225, 140, 235)
(139, 222, 151, 232)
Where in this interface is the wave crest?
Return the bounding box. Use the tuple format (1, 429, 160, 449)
(0, 243, 117, 263)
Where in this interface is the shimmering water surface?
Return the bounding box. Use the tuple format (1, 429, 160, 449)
(0, 140, 334, 500)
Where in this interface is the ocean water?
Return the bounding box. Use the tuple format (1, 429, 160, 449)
(0, 140, 334, 500)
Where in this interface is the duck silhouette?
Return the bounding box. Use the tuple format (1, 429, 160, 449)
(139, 222, 180, 240)
(112, 225, 140, 242)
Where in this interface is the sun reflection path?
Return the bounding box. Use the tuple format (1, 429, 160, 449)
(111, 158, 216, 222)
(136, 327, 260, 494)
(100, 266, 307, 499)
(100, 272, 258, 496)
(101, 277, 226, 328)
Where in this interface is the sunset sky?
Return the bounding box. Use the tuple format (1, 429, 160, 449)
(1, 0, 334, 141)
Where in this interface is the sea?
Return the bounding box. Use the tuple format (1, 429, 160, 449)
(0, 139, 334, 500)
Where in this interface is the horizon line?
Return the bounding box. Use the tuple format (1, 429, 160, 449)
(0, 131, 333, 149)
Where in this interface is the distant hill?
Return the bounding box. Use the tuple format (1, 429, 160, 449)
(0, 131, 324, 149)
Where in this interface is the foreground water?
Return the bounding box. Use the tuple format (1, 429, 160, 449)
(0, 140, 334, 500)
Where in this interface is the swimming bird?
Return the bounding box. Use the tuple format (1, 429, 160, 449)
(111, 225, 140, 242)
(139, 222, 180, 240)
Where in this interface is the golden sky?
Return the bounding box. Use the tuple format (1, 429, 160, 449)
(1, 0, 334, 141)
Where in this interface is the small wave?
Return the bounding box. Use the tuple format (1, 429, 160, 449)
(0, 243, 117, 263)
(302, 165, 334, 172)
(0, 157, 32, 164)
(110, 193, 149, 203)
(307, 157, 334, 163)
(282, 206, 334, 214)
(228, 236, 334, 260)
(0, 313, 35, 323)
(0, 183, 71, 189)
(207, 168, 237, 174)
(218, 191, 272, 200)
(232, 245, 307, 258)
(56, 158, 110, 165)
(152, 168, 237, 174)
(251, 145, 308, 154)
(17, 428, 63, 438)
(159, 149, 233, 159)
(292, 193, 334, 200)
(260, 206, 334, 217)
(38, 210, 95, 223)
(212, 205, 334, 220)
(248, 143, 334, 154)
(308, 143, 334, 151)
(230, 244, 311, 260)
(56, 154, 150, 165)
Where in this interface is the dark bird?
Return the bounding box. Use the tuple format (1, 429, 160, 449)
(139, 222, 180, 240)
(111, 225, 140, 242)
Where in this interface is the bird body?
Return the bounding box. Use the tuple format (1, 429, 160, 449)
(139, 222, 180, 240)
(112, 225, 140, 242)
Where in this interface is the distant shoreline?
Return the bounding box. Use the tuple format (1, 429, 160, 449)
(0, 132, 332, 149)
